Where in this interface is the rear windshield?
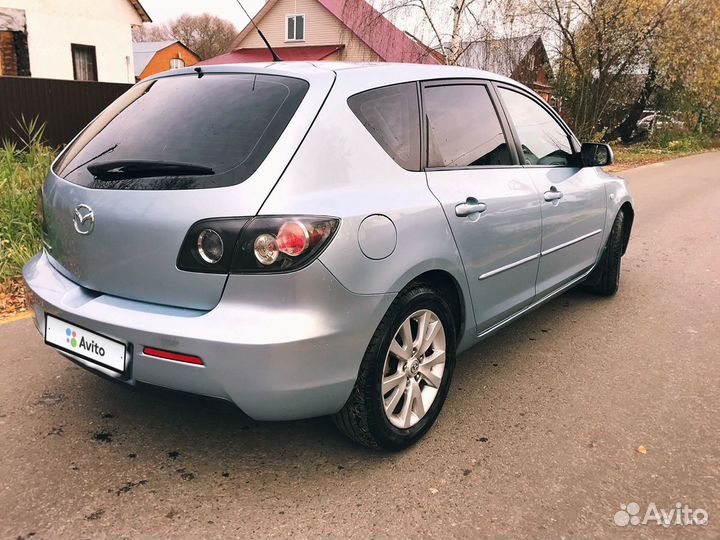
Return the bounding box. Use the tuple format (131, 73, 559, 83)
(54, 73, 309, 190)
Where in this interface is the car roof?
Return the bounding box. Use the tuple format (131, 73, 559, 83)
(320, 61, 513, 79)
(150, 61, 520, 88)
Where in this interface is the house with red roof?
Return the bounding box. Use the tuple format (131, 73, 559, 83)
(199, 0, 440, 65)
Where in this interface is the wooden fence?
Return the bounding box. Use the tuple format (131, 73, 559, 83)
(0, 76, 131, 148)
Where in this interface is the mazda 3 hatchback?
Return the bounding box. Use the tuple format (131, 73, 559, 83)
(24, 62, 634, 449)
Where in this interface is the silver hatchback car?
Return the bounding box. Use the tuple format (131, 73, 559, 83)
(24, 62, 634, 449)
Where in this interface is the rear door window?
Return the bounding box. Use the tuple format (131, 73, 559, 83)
(54, 73, 309, 190)
(348, 83, 421, 171)
(423, 84, 514, 168)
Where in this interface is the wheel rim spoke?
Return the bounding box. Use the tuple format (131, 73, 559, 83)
(414, 311, 428, 350)
(421, 320, 441, 354)
(384, 384, 405, 415)
(410, 378, 425, 419)
(418, 365, 441, 388)
(400, 318, 413, 350)
(398, 383, 414, 428)
(389, 337, 410, 361)
(382, 371, 406, 395)
(382, 308, 447, 430)
(422, 350, 445, 369)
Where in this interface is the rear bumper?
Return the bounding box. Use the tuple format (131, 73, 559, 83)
(23, 252, 394, 420)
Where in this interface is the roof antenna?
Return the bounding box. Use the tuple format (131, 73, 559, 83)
(234, 0, 282, 62)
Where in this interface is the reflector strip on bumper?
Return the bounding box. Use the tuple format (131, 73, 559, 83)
(143, 347, 204, 365)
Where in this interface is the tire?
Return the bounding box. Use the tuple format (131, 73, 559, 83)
(333, 284, 457, 450)
(585, 210, 625, 296)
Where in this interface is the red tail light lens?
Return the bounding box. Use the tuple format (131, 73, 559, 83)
(276, 221, 310, 256)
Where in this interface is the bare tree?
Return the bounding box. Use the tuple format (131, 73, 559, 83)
(168, 13, 238, 60)
(132, 23, 171, 43)
(132, 13, 238, 60)
(349, 0, 496, 64)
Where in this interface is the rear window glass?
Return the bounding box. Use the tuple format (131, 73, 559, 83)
(347, 83, 421, 171)
(54, 73, 309, 190)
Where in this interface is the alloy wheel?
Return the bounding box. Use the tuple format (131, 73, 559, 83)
(381, 309, 447, 429)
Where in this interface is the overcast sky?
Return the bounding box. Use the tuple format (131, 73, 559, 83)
(140, 0, 266, 29)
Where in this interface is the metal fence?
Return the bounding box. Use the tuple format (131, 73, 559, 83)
(0, 76, 131, 148)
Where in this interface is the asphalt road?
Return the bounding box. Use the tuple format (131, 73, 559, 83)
(1, 152, 719, 539)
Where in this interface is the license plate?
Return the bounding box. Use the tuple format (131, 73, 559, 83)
(45, 315, 126, 373)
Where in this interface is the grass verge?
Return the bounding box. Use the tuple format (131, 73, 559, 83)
(606, 132, 720, 172)
(0, 120, 57, 317)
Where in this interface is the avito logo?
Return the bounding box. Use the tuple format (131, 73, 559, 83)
(65, 328, 78, 347)
(65, 328, 106, 357)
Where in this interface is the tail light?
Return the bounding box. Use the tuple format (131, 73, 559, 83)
(177, 216, 339, 274)
(176, 218, 249, 273)
(196, 229, 224, 264)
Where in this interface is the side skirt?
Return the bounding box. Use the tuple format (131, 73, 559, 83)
(476, 265, 595, 341)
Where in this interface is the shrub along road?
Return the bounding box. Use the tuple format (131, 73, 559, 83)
(0, 153, 718, 539)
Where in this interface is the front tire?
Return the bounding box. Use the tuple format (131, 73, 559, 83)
(333, 285, 456, 450)
(585, 210, 625, 296)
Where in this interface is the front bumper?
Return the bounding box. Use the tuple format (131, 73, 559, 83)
(23, 252, 394, 420)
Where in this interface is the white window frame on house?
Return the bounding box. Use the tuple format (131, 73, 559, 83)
(286, 14, 305, 42)
(170, 57, 185, 69)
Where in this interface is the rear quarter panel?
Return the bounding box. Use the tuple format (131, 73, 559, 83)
(258, 71, 478, 349)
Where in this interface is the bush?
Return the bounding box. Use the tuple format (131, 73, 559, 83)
(650, 128, 716, 151)
(0, 119, 57, 284)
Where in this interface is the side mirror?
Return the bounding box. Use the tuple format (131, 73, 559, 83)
(580, 143, 613, 167)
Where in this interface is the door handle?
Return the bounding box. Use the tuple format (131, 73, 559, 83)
(544, 187, 563, 202)
(455, 198, 487, 217)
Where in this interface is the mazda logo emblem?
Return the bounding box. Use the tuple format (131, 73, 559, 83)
(73, 204, 95, 235)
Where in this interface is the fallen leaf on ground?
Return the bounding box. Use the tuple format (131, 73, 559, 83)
(636, 445, 647, 454)
(0, 278, 27, 318)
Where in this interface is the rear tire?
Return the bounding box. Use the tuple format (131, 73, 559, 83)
(585, 211, 625, 296)
(333, 285, 456, 450)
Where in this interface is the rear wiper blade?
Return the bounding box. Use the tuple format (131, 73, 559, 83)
(87, 160, 214, 180)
